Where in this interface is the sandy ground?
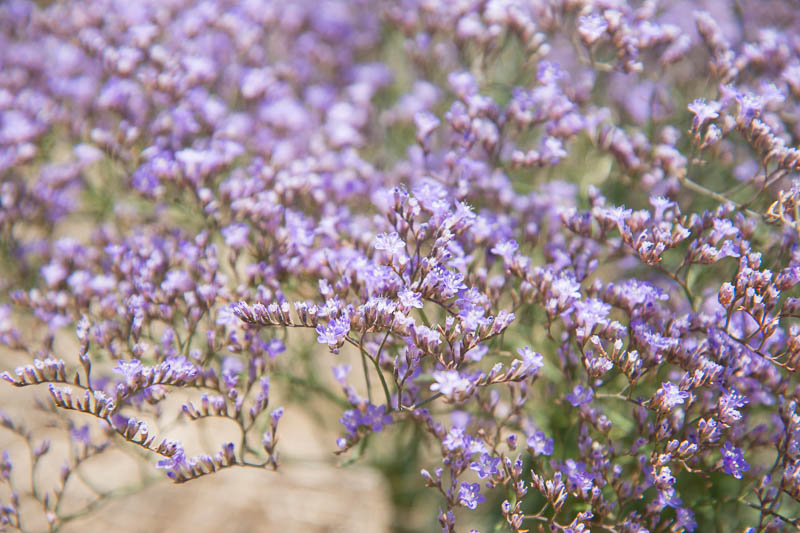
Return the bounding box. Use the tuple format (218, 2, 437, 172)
(60, 462, 392, 533)
(0, 347, 393, 533)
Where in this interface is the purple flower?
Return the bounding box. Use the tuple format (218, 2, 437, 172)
(631, 320, 676, 361)
(0, 306, 13, 334)
(257, 377, 270, 400)
(654, 466, 676, 489)
(654, 486, 683, 509)
(2, 0, 797, 525)
(698, 418, 721, 444)
(423, 266, 467, 300)
(721, 442, 750, 479)
(527, 431, 554, 456)
(654, 382, 689, 412)
(374, 232, 405, 257)
(469, 453, 501, 479)
(448, 71, 478, 98)
(0, 450, 10, 481)
(221, 223, 250, 249)
(398, 288, 423, 309)
(442, 427, 470, 452)
(155, 446, 187, 473)
(430, 370, 473, 400)
(457, 302, 490, 331)
(573, 298, 611, 332)
(549, 274, 581, 311)
(465, 343, 488, 362)
(687, 98, 720, 130)
(565, 385, 594, 407)
(675, 507, 698, 532)
(266, 339, 286, 358)
(718, 388, 748, 424)
(490, 239, 519, 263)
(563, 459, 594, 493)
(414, 111, 440, 144)
(221, 357, 243, 389)
(458, 482, 485, 510)
(517, 346, 543, 377)
(40, 262, 67, 287)
(339, 403, 392, 437)
(332, 364, 351, 386)
(736, 93, 763, 123)
(270, 407, 284, 426)
(361, 404, 392, 432)
(113, 359, 144, 386)
(162, 356, 198, 382)
(578, 13, 608, 44)
(540, 137, 568, 165)
(649, 196, 676, 220)
(70, 425, 91, 446)
(315, 317, 350, 351)
(716, 240, 740, 259)
(339, 409, 360, 435)
(161, 269, 194, 295)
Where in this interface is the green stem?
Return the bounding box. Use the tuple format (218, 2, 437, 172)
(418, 308, 432, 327)
(679, 175, 761, 220)
(406, 391, 443, 410)
(360, 340, 393, 410)
(360, 343, 374, 404)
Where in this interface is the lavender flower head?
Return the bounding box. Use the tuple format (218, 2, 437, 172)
(566, 385, 594, 407)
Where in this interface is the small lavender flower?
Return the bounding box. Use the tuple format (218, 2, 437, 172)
(675, 507, 698, 532)
(69, 425, 91, 446)
(721, 442, 750, 479)
(332, 364, 351, 386)
(718, 389, 748, 424)
(221, 357, 243, 389)
(527, 431, 554, 456)
(374, 232, 406, 258)
(414, 111, 440, 145)
(0, 451, 10, 481)
(573, 298, 611, 333)
(563, 459, 594, 493)
(442, 427, 472, 452)
(549, 274, 581, 312)
(266, 339, 286, 358)
(470, 453, 501, 479)
(540, 137, 568, 165)
(221, 223, 250, 249)
(458, 482, 486, 510)
(517, 347, 543, 377)
(430, 370, 473, 401)
(490, 239, 519, 264)
(578, 13, 609, 45)
(736, 93, 763, 123)
(687, 98, 720, 131)
(113, 359, 144, 386)
(315, 317, 350, 351)
(360, 404, 392, 432)
(155, 447, 187, 474)
(398, 288, 424, 310)
(270, 407, 284, 427)
(565, 385, 594, 407)
(654, 382, 690, 412)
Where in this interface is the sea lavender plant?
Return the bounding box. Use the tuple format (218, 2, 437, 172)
(2, 0, 800, 531)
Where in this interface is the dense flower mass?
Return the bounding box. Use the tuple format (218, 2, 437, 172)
(1, 0, 800, 531)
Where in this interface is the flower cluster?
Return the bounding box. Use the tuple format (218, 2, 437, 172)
(2, 0, 800, 531)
